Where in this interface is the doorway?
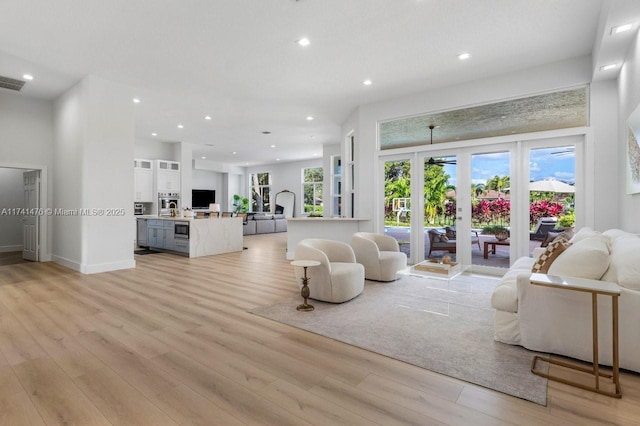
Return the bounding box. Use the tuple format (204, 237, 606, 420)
(0, 165, 46, 265)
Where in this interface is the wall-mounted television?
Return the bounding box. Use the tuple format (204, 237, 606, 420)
(192, 189, 216, 209)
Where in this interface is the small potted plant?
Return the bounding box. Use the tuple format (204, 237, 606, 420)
(232, 194, 249, 215)
(482, 225, 510, 241)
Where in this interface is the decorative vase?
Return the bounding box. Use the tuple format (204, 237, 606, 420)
(495, 230, 509, 241)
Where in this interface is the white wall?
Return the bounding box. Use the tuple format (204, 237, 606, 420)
(246, 158, 322, 216)
(134, 138, 176, 160)
(346, 55, 616, 233)
(0, 91, 54, 259)
(53, 76, 135, 273)
(0, 168, 25, 251)
(619, 28, 640, 232)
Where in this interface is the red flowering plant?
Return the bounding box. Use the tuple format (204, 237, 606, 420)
(529, 200, 563, 227)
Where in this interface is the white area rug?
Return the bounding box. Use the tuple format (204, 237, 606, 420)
(251, 272, 548, 405)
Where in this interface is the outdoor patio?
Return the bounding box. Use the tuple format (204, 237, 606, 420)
(384, 226, 544, 269)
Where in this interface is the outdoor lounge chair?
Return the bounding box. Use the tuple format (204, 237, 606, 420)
(427, 229, 457, 257)
(445, 226, 482, 251)
(529, 217, 558, 241)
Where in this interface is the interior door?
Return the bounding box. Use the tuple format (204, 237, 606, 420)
(22, 170, 40, 261)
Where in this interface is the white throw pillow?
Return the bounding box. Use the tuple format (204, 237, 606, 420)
(602, 237, 640, 290)
(570, 227, 600, 244)
(547, 236, 610, 280)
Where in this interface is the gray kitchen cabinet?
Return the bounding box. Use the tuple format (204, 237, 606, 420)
(163, 221, 175, 251)
(136, 218, 148, 247)
(147, 220, 164, 248)
(174, 239, 189, 254)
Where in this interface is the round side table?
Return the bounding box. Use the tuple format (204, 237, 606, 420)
(291, 260, 320, 311)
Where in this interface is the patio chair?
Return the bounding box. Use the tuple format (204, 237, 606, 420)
(529, 217, 558, 241)
(445, 226, 482, 251)
(427, 229, 457, 257)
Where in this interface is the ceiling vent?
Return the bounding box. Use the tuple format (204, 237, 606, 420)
(0, 76, 26, 91)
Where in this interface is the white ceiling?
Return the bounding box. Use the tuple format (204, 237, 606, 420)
(0, 0, 638, 166)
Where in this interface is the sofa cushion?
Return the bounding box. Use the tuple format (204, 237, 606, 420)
(547, 236, 610, 279)
(532, 239, 571, 273)
(602, 236, 640, 289)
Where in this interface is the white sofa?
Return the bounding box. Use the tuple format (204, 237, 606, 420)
(491, 227, 640, 372)
(350, 232, 407, 281)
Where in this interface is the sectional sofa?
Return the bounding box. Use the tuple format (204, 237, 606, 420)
(243, 213, 287, 235)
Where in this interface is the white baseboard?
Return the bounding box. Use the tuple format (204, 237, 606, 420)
(0, 245, 23, 253)
(52, 255, 82, 272)
(81, 259, 136, 274)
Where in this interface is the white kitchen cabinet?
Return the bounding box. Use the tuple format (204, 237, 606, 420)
(134, 159, 154, 202)
(156, 160, 181, 192)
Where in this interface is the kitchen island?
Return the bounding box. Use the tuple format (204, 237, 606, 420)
(136, 216, 243, 258)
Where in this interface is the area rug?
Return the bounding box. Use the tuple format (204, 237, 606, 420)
(251, 272, 548, 405)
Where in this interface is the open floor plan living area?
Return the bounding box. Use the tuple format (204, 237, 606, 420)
(2, 1, 640, 425)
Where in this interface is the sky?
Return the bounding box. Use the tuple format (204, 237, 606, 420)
(441, 146, 575, 187)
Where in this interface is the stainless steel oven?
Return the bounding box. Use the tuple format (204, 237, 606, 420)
(158, 192, 180, 216)
(174, 221, 189, 239)
(134, 203, 144, 215)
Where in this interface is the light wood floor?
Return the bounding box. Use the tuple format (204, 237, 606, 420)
(1, 233, 639, 425)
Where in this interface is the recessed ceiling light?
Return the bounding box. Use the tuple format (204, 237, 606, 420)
(271, 144, 276, 148)
(151, 133, 157, 136)
(201, 156, 206, 159)
(22, 74, 34, 80)
(177, 124, 184, 129)
(306, 116, 314, 121)
(232, 151, 237, 154)
(601, 64, 618, 71)
(297, 38, 310, 46)
(204, 116, 212, 120)
(363, 79, 372, 86)
(276, 158, 280, 161)
(457, 52, 471, 60)
(133, 98, 141, 103)
(611, 23, 634, 34)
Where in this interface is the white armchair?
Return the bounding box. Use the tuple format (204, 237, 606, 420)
(351, 232, 407, 282)
(294, 239, 364, 303)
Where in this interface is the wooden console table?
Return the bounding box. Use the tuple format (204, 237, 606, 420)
(529, 273, 621, 398)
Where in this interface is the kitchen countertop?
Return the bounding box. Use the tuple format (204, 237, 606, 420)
(136, 215, 239, 221)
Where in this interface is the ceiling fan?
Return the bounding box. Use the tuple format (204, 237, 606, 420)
(426, 125, 456, 166)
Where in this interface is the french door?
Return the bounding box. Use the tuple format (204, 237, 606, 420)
(380, 134, 582, 272)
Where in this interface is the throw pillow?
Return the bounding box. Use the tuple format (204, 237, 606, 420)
(531, 239, 572, 273)
(548, 235, 611, 279)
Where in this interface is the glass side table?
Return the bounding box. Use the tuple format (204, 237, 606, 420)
(291, 260, 321, 312)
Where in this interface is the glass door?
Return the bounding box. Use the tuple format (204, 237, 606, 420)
(470, 151, 512, 269)
(383, 158, 413, 262)
(528, 144, 576, 247)
(422, 154, 458, 263)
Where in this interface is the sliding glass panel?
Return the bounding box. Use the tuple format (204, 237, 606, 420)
(528, 145, 575, 250)
(424, 156, 457, 262)
(384, 159, 412, 260)
(471, 151, 511, 268)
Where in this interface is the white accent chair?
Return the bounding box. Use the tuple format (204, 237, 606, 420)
(350, 232, 407, 282)
(294, 239, 365, 303)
